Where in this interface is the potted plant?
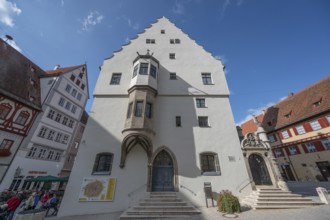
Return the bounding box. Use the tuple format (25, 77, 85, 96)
(217, 190, 241, 217)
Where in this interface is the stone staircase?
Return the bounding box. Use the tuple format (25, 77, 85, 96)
(119, 192, 201, 219)
(242, 187, 323, 209)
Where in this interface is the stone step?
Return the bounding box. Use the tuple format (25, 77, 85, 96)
(256, 193, 302, 197)
(119, 214, 194, 219)
(133, 206, 196, 210)
(150, 195, 178, 198)
(255, 205, 320, 209)
(126, 210, 201, 215)
(256, 197, 313, 201)
(139, 202, 188, 206)
(144, 198, 183, 202)
(255, 201, 319, 206)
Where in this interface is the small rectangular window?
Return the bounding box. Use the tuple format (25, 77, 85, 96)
(76, 79, 81, 86)
(47, 110, 55, 119)
(196, 98, 206, 108)
(161, 29, 165, 34)
(169, 53, 175, 59)
(281, 130, 290, 139)
(71, 105, 77, 113)
(0, 139, 14, 150)
(321, 139, 330, 150)
(274, 149, 283, 157)
(70, 75, 75, 81)
(110, 73, 122, 85)
(170, 73, 177, 80)
(146, 39, 151, 44)
(310, 120, 321, 131)
(135, 101, 143, 117)
(55, 113, 62, 122)
(296, 125, 306, 135)
(133, 65, 139, 78)
(71, 89, 77, 97)
(305, 143, 317, 153)
(175, 39, 180, 44)
(65, 84, 71, 93)
(65, 102, 71, 110)
(127, 102, 133, 118)
(92, 153, 113, 175)
(145, 102, 152, 118)
(268, 135, 275, 142)
(288, 146, 298, 155)
(139, 63, 149, 75)
(200, 153, 220, 174)
(170, 39, 175, 44)
(201, 73, 213, 85)
(58, 97, 65, 107)
(81, 84, 85, 90)
(198, 116, 209, 127)
(77, 93, 82, 101)
(150, 64, 157, 78)
(176, 116, 181, 127)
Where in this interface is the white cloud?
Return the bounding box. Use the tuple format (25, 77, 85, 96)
(237, 101, 275, 126)
(171, 0, 185, 15)
(60, 0, 64, 7)
(220, 0, 243, 19)
(215, 54, 227, 65)
(0, 0, 22, 27)
(82, 11, 104, 31)
(125, 16, 139, 30)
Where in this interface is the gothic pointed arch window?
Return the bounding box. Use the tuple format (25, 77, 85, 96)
(92, 153, 114, 175)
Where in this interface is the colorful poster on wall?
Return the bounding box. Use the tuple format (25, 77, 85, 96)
(78, 177, 116, 202)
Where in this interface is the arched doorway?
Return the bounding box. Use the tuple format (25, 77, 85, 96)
(248, 154, 272, 185)
(152, 150, 174, 191)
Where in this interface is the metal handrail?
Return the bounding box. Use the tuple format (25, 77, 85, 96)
(128, 184, 147, 198)
(180, 185, 197, 196)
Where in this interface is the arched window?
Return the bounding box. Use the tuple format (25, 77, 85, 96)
(200, 152, 221, 175)
(92, 153, 114, 175)
(0, 103, 12, 119)
(15, 111, 30, 125)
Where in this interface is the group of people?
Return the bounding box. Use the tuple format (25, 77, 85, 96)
(0, 190, 59, 220)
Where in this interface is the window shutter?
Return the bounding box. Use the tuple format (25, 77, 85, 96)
(284, 147, 291, 155)
(278, 132, 284, 140)
(273, 134, 278, 141)
(301, 144, 308, 153)
(295, 146, 301, 154)
(303, 123, 313, 132)
(214, 154, 221, 173)
(292, 127, 298, 135)
(318, 117, 330, 128)
(314, 141, 325, 152)
(287, 129, 292, 137)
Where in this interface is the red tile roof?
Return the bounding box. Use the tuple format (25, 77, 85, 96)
(45, 65, 85, 76)
(241, 75, 330, 135)
(240, 115, 264, 136)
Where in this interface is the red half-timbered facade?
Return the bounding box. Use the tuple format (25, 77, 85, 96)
(241, 75, 330, 182)
(0, 38, 43, 183)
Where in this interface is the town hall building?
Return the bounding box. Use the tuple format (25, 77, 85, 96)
(58, 17, 252, 217)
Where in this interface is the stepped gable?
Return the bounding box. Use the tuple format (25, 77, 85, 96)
(105, 16, 222, 65)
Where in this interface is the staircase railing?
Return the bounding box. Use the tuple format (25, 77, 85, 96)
(180, 184, 197, 196)
(128, 183, 147, 198)
(236, 178, 253, 193)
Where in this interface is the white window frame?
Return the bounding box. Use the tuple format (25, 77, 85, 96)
(196, 98, 206, 108)
(288, 146, 297, 155)
(281, 130, 290, 139)
(201, 73, 213, 85)
(198, 116, 210, 127)
(310, 120, 321, 131)
(296, 125, 306, 135)
(200, 152, 221, 176)
(306, 142, 317, 153)
(274, 149, 282, 157)
(321, 139, 330, 150)
(268, 135, 275, 142)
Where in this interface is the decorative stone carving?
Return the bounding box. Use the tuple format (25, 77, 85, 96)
(241, 133, 268, 150)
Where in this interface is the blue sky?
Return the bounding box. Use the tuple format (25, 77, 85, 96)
(1, 0, 330, 125)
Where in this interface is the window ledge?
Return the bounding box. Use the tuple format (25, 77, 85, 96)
(92, 172, 111, 175)
(202, 171, 221, 176)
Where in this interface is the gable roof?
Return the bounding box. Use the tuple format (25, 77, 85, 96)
(240, 75, 330, 134)
(240, 115, 264, 136)
(44, 65, 85, 76)
(0, 39, 43, 110)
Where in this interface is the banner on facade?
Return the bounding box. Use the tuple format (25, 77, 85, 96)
(78, 177, 116, 202)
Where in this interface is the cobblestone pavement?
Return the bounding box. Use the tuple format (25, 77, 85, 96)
(48, 203, 330, 220)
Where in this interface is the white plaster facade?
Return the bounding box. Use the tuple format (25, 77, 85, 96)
(0, 65, 89, 192)
(59, 17, 251, 217)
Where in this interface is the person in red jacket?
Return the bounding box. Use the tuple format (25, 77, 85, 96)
(6, 193, 22, 220)
(41, 191, 49, 205)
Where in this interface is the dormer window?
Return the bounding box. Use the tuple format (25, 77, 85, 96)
(313, 97, 322, 107)
(284, 111, 292, 118)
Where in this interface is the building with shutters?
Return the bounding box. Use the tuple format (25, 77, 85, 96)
(0, 64, 89, 192)
(240, 75, 330, 182)
(58, 17, 251, 217)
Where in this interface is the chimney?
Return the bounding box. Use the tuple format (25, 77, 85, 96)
(54, 65, 60, 70)
(288, 92, 294, 97)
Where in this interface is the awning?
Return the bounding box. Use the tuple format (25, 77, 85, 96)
(26, 175, 69, 182)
